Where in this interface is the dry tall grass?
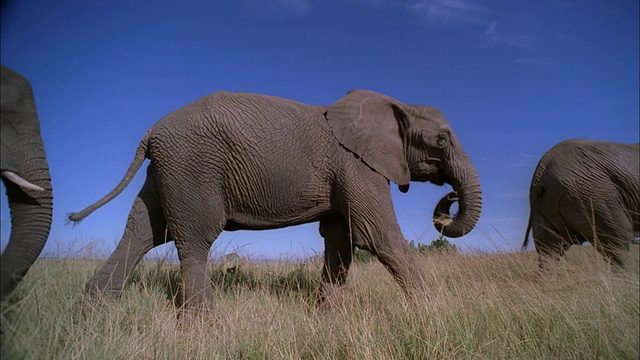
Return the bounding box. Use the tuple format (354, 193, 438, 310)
(1, 245, 638, 359)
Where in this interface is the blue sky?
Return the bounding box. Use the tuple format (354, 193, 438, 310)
(1, 0, 638, 260)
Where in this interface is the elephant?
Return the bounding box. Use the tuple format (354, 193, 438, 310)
(69, 89, 482, 311)
(1, 65, 53, 302)
(522, 139, 639, 269)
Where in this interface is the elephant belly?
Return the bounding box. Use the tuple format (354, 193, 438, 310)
(222, 167, 334, 231)
(224, 209, 331, 231)
(224, 195, 334, 231)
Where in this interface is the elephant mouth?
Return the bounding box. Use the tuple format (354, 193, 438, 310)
(412, 160, 447, 185)
(431, 177, 447, 186)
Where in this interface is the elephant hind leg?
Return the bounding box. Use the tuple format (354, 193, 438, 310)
(86, 165, 167, 298)
(532, 216, 570, 271)
(165, 197, 226, 313)
(317, 217, 353, 308)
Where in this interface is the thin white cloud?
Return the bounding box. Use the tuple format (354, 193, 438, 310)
(405, 2, 535, 49)
(278, 0, 312, 16)
(508, 153, 537, 168)
(354, 0, 537, 49)
(515, 57, 560, 68)
(553, 1, 578, 8)
(410, 0, 491, 24)
(484, 20, 497, 35)
(485, 21, 534, 48)
(353, 0, 387, 8)
(495, 191, 529, 200)
(244, 0, 312, 18)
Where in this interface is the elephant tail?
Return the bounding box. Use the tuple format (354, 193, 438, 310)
(68, 132, 151, 224)
(522, 213, 533, 251)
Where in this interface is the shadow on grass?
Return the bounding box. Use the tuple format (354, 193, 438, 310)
(128, 261, 320, 305)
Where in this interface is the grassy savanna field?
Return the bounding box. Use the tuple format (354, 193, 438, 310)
(1, 245, 638, 359)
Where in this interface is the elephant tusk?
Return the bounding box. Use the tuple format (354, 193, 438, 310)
(1, 170, 45, 191)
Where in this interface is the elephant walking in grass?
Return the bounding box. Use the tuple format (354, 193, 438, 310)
(522, 139, 639, 269)
(69, 89, 482, 312)
(1, 65, 53, 302)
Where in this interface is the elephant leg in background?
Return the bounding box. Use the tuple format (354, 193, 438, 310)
(579, 204, 632, 269)
(317, 217, 353, 307)
(596, 231, 631, 269)
(553, 190, 633, 269)
(85, 166, 167, 298)
(532, 215, 571, 270)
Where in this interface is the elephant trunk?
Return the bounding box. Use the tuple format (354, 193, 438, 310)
(433, 153, 482, 238)
(1, 65, 54, 301)
(1, 171, 52, 301)
(0, 139, 53, 302)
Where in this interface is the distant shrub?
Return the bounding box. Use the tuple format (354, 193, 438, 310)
(428, 236, 457, 253)
(352, 236, 456, 264)
(353, 247, 374, 263)
(410, 235, 457, 254)
(221, 252, 242, 263)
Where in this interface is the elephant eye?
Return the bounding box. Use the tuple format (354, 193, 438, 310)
(436, 132, 449, 148)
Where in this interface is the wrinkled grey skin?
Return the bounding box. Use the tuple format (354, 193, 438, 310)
(1, 65, 53, 302)
(522, 139, 639, 269)
(70, 89, 482, 310)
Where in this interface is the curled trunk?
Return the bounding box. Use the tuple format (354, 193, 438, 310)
(433, 155, 482, 238)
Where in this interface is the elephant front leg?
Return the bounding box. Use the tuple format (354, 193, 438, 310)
(373, 229, 427, 296)
(339, 181, 428, 300)
(317, 217, 353, 309)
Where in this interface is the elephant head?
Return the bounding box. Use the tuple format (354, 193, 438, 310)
(327, 90, 482, 237)
(1, 65, 53, 301)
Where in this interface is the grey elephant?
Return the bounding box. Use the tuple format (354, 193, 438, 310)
(522, 139, 639, 269)
(1, 65, 53, 302)
(69, 89, 482, 310)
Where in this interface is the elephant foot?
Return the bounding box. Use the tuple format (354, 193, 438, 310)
(71, 281, 125, 318)
(83, 281, 125, 300)
(174, 285, 216, 327)
(403, 279, 433, 308)
(71, 290, 117, 321)
(392, 257, 432, 302)
(316, 283, 346, 311)
(176, 308, 202, 329)
(176, 300, 218, 330)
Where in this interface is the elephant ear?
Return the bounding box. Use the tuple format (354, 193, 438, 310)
(326, 89, 410, 186)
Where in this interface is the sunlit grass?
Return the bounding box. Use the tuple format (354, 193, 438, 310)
(1, 245, 638, 359)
